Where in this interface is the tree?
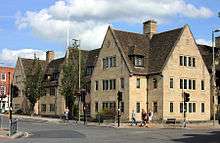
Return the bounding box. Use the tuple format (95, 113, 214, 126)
(59, 48, 86, 119)
(24, 56, 45, 114)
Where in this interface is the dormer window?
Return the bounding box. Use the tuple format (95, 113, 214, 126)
(134, 56, 144, 67)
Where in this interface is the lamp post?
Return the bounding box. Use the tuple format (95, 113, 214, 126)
(212, 29, 220, 125)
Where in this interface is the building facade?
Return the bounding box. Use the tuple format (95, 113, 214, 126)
(90, 20, 211, 122)
(0, 66, 14, 112)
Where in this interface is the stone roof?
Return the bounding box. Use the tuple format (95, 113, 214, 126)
(86, 48, 101, 67)
(44, 57, 65, 75)
(148, 27, 183, 74)
(112, 26, 184, 75)
(197, 44, 220, 72)
(20, 58, 46, 76)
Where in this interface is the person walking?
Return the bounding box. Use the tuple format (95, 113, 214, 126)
(131, 110, 137, 126)
(64, 107, 69, 122)
(148, 110, 153, 123)
(141, 109, 147, 127)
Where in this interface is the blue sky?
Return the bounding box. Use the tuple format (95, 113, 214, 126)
(0, 0, 220, 66)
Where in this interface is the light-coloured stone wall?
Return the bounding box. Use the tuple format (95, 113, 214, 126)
(128, 75, 147, 121)
(90, 29, 130, 121)
(162, 26, 211, 121)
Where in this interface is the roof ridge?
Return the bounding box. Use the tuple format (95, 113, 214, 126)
(112, 28, 144, 36)
(154, 27, 184, 36)
(20, 57, 45, 62)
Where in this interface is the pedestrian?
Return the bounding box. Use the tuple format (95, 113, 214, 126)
(141, 109, 147, 127)
(64, 107, 69, 121)
(148, 110, 153, 123)
(131, 110, 137, 126)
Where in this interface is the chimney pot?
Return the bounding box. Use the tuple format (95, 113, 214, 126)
(46, 51, 55, 63)
(143, 20, 157, 38)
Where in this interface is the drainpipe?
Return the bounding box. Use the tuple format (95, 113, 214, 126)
(146, 75, 149, 113)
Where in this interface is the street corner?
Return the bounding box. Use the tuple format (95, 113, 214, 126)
(10, 131, 30, 139)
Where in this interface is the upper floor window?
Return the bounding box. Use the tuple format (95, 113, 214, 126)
(102, 79, 116, 90)
(1, 73, 6, 81)
(53, 73, 59, 80)
(153, 78, 158, 89)
(134, 56, 144, 67)
(103, 56, 116, 69)
(170, 102, 173, 112)
(201, 80, 205, 90)
(95, 81, 99, 90)
(201, 103, 205, 113)
(136, 78, 140, 88)
(0, 86, 6, 96)
(170, 78, 174, 88)
(50, 87, 56, 96)
(120, 78, 124, 89)
(180, 55, 196, 67)
(180, 78, 196, 90)
(86, 66, 94, 76)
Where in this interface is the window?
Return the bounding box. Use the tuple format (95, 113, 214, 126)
(120, 78, 124, 89)
(134, 56, 144, 67)
(112, 79, 116, 90)
(180, 103, 183, 113)
(109, 80, 112, 90)
(188, 80, 192, 89)
(193, 80, 196, 90)
(170, 102, 173, 112)
(188, 57, 192, 66)
(192, 58, 195, 67)
(184, 79, 187, 89)
(180, 79, 183, 89)
(184, 56, 187, 66)
(0, 86, 6, 96)
(184, 103, 187, 112)
(41, 104, 46, 112)
(120, 102, 124, 113)
(201, 80, 205, 90)
(201, 103, 205, 113)
(103, 58, 107, 69)
(136, 78, 140, 88)
(102, 102, 108, 109)
(180, 56, 183, 66)
(189, 103, 192, 113)
(95, 102, 98, 112)
(95, 81, 99, 90)
(50, 87, 56, 96)
(1, 73, 6, 81)
(86, 66, 94, 75)
(112, 57, 116, 67)
(193, 103, 196, 112)
(153, 78, 158, 89)
(103, 56, 116, 69)
(153, 102, 158, 113)
(136, 102, 140, 113)
(170, 78, 173, 88)
(53, 73, 59, 80)
(50, 104, 55, 112)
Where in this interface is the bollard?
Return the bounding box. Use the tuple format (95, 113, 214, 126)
(98, 114, 101, 125)
(0, 115, 2, 128)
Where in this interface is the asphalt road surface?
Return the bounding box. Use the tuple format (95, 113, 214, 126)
(1, 116, 220, 143)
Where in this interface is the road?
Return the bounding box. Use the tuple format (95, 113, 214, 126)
(1, 116, 220, 143)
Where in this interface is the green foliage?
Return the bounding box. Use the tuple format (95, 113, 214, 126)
(24, 57, 45, 112)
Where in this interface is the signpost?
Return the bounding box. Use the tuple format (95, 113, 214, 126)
(9, 119, 17, 136)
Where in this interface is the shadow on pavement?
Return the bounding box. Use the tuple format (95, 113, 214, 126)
(30, 130, 86, 139)
(172, 131, 220, 143)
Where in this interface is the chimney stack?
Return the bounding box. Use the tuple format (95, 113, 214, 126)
(46, 51, 55, 63)
(216, 36, 220, 48)
(143, 20, 157, 38)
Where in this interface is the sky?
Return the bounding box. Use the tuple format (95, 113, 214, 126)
(0, 0, 220, 67)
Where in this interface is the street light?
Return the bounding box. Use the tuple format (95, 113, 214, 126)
(212, 29, 220, 126)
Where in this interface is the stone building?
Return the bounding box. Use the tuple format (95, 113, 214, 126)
(90, 20, 212, 122)
(13, 47, 100, 117)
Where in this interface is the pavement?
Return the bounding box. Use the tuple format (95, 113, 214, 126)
(1, 114, 220, 143)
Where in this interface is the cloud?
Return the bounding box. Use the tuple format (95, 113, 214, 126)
(0, 48, 64, 66)
(15, 0, 213, 50)
(196, 38, 211, 46)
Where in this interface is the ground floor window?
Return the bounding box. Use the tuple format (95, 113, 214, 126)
(201, 103, 205, 113)
(95, 102, 98, 112)
(102, 101, 115, 111)
(170, 102, 173, 112)
(50, 104, 55, 112)
(153, 102, 158, 113)
(41, 104, 46, 112)
(120, 102, 124, 113)
(136, 102, 140, 113)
